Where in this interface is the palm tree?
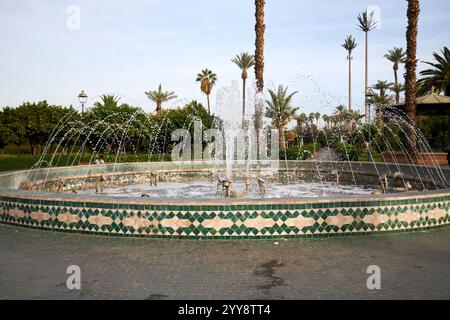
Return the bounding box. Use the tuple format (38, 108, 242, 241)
(390, 83, 405, 103)
(418, 47, 450, 96)
(254, 0, 266, 156)
(322, 114, 330, 130)
(342, 35, 358, 110)
(145, 85, 177, 114)
(335, 105, 346, 120)
(404, 0, 420, 153)
(196, 69, 217, 114)
(255, 0, 265, 93)
(231, 52, 255, 125)
(315, 112, 321, 128)
(384, 47, 407, 103)
(357, 10, 378, 123)
(296, 113, 307, 146)
(372, 80, 393, 98)
(371, 81, 393, 123)
(265, 85, 298, 149)
(93, 95, 121, 109)
(308, 113, 315, 122)
(369, 90, 393, 126)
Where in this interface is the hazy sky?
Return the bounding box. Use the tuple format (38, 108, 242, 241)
(0, 0, 449, 116)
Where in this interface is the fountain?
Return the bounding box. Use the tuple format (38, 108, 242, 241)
(0, 88, 449, 239)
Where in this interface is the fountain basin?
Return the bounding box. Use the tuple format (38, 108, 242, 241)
(1, 161, 449, 239)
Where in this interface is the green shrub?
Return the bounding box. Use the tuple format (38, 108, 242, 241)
(334, 142, 359, 161)
(280, 143, 320, 160)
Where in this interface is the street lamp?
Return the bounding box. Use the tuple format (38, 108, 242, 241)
(365, 92, 374, 162)
(78, 90, 88, 115)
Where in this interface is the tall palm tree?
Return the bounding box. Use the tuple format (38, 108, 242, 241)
(254, 0, 266, 157)
(145, 84, 177, 113)
(384, 47, 407, 103)
(417, 47, 450, 96)
(357, 10, 378, 124)
(231, 52, 255, 125)
(255, 0, 265, 93)
(342, 35, 358, 110)
(196, 69, 217, 114)
(404, 0, 420, 153)
(265, 85, 298, 150)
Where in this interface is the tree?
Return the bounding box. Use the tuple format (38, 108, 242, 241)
(231, 52, 255, 125)
(265, 85, 298, 150)
(384, 47, 407, 103)
(145, 85, 177, 114)
(357, 10, 378, 123)
(335, 105, 347, 120)
(196, 69, 217, 114)
(296, 113, 307, 145)
(315, 112, 321, 128)
(255, 0, 265, 93)
(0, 107, 26, 153)
(93, 95, 122, 109)
(13, 101, 76, 156)
(342, 35, 358, 110)
(322, 114, 330, 130)
(390, 83, 405, 103)
(308, 113, 316, 126)
(372, 80, 393, 98)
(87, 97, 146, 154)
(404, 0, 420, 153)
(418, 47, 450, 96)
(370, 82, 394, 125)
(147, 100, 218, 157)
(254, 0, 266, 156)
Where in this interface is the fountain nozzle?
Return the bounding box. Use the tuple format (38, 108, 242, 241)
(218, 179, 233, 198)
(258, 178, 266, 195)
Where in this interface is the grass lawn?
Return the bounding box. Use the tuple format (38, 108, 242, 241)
(0, 153, 171, 172)
(358, 152, 384, 162)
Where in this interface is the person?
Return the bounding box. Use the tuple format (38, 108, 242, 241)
(95, 155, 105, 165)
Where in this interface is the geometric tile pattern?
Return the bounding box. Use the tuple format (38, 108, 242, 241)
(0, 194, 449, 239)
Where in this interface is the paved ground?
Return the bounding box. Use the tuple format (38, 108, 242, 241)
(310, 147, 340, 162)
(0, 224, 450, 300)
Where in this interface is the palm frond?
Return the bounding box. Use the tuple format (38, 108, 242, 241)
(342, 35, 357, 55)
(384, 47, 406, 64)
(357, 10, 378, 32)
(418, 47, 450, 95)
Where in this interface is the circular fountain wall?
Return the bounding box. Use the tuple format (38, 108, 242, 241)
(1, 161, 449, 239)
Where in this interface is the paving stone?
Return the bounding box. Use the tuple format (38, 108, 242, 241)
(0, 224, 449, 299)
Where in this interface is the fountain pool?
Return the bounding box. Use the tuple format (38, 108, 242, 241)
(1, 160, 449, 239)
(79, 181, 374, 199)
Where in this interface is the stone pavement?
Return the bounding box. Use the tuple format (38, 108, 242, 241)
(0, 224, 449, 300)
(310, 147, 340, 162)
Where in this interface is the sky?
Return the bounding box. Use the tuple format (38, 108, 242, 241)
(0, 0, 449, 118)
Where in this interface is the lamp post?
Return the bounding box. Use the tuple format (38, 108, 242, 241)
(365, 92, 374, 162)
(78, 90, 88, 115)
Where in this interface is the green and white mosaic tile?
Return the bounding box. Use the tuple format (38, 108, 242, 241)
(1, 194, 449, 239)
